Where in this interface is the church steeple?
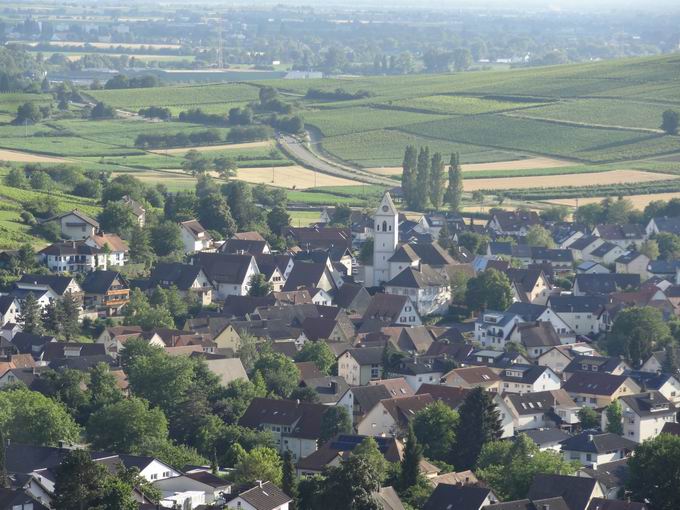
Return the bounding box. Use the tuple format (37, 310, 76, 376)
(373, 191, 398, 286)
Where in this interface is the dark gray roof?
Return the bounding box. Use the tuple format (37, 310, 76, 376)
(344, 346, 383, 365)
(237, 481, 292, 510)
(149, 262, 205, 291)
(528, 474, 598, 510)
(239, 398, 327, 440)
(486, 498, 570, 510)
(386, 265, 448, 289)
(595, 224, 645, 241)
(17, 274, 77, 296)
(220, 238, 269, 255)
(564, 356, 625, 375)
(362, 294, 410, 324)
(193, 253, 254, 285)
(499, 364, 552, 384)
(574, 274, 640, 295)
(506, 302, 549, 322)
(651, 216, 680, 235)
(423, 484, 493, 510)
(350, 385, 393, 413)
(516, 322, 561, 348)
(563, 372, 634, 396)
(560, 432, 637, 454)
(81, 270, 125, 295)
(522, 428, 572, 447)
(586, 498, 647, 510)
(531, 247, 573, 263)
(506, 391, 559, 415)
(10, 332, 56, 356)
(568, 235, 601, 251)
(282, 262, 329, 292)
(300, 376, 349, 404)
(619, 391, 676, 417)
(547, 295, 607, 314)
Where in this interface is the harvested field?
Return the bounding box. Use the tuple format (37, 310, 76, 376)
(463, 169, 675, 191)
(368, 157, 573, 176)
(548, 192, 680, 210)
(236, 165, 361, 189)
(149, 141, 272, 155)
(0, 149, 70, 163)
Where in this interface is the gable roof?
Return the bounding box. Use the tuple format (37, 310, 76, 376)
(239, 397, 327, 439)
(619, 391, 676, 417)
(568, 235, 602, 251)
(16, 274, 78, 296)
(282, 262, 330, 292)
(234, 481, 292, 510)
(193, 253, 255, 285)
(45, 209, 99, 228)
(446, 366, 500, 384)
(563, 372, 637, 396)
(561, 432, 637, 454)
(362, 294, 411, 323)
(490, 210, 541, 232)
(594, 224, 645, 241)
(586, 499, 647, 510)
(548, 295, 608, 314)
(221, 238, 269, 255)
(416, 384, 470, 409)
(343, 346, 383, 365)
(86, 232, 128, 252)
(423, 484, 494, 510)
(516, 322, 561, 348)
(81, 270, 126, 295)
(386, 264, 448, 289)
(180, 219, 208, 239)
(149, 262, 206, 291)
(528, 474, 598, 510)
(574, 274, 640, 295)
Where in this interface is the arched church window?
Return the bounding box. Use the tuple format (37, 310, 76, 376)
(382, 221, 387, 231)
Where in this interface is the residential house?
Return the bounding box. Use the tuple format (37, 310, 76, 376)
(333, 283, 372, 316)
(253, 254, 287, 292)
(474, 311, 523, 349)
(626, 370, 680, 405)
(619, 391, 677, 443)
(547, 295, 609, 335)
(563, 372, 641, 408)
(220, 237, 271, 255)
(10, 332, 57, 360)
(148, 262, 214, 305)
(577, 459, 631, 500)
(567, 235, 605, 261)
(592, 224, 646, 249)
(573, 274, 640, 297)
(226, 481, 291, 510)
(239, 397, 328, 460)
(282, 261, 338, 294)
(38, 241, 108, 273)
(586, 499, 648, 510)
(441, 366, 501, 392)
(44, 209, 99, 240)
(337, 380, 414, 426)
(361, 293, 421, 328)
(527, 474, 605, 510)
(538, 343, 600, 375)
(498, 364, 562, 394)
(640, 346, 680, 373)
(298, 375, 349, 405)
(561, 432, 636, 468)
(509, 321, 562, 359)
(646, 215, 680, 236)
(80, 270, 129, 315)
(615, 252, 649, 277)
(531, 247, 574, 271)
(390, 357, 449, 391)
(85, 232, 129, 267)
(507, 302, 575, 341)
(193, 253, 259, 299)
(0, 295, 20, 326)
(357, 393, 434, 437)
(563, 356, 629, 379)
(387, 241, 456, 284)
(120, 195, 146, 226)
(487, 210, 541, 236)
(96, 325, 165, 358)
(587, 241, 626, 265)
(423, 484, 498, 510)
(384, 264, 451, 316)
(180, 219, 214, 253)
(338, 347, 384, 386)
(577, 261, 611, 274)
(506, 268, 552, 305)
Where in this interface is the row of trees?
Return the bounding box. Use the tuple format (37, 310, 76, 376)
(401, 146, 463, 212)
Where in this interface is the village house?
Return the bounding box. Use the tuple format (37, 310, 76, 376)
(361, 293, 421, 328)
(0, 295, 20, 326)
(509, 321, 562, 359)
(563, 372, 641, 408)
(225, 481, 291, 510)
(615, 252, 649, 277)
(537, 343, 600, 374)
(180, 219, 214, 253)
(567, 235, 605, 261)
(504, 389, 579, 432)
(356, 393, 434, 437)
(618, 391, 677, 443)
(487, 210, 541, 236)
(148, 262, 214, 305)
(474, 311, 523, 348)
(560, 432, 636, 468)
(592, 224, 646, 249)
(80, 270, 129, 316)
(626, 370, 680, 405)
(441, 366, 501, 392)
(497, 364, 562, 394)
(38, 241, 108, 274)
(546, 295, 609, 335)
(338, 347, 384, 386)
(384, 264, 451, 316)
(43, 209, 100, 240)
(120, 195, 146, 226)
(505, 268, 552, 305)
(193, 253, 259, 299)
(84, 232, 129, 267)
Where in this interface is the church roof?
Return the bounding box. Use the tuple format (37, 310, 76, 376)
(376, 192, 397, 215)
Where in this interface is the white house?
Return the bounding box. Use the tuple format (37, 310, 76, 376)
(619, 391, 677, 443)
(384, 265, 451, 316)
(547, 295, 608, 335)
(226, 482, 291, 510)
(560, 432, 636, 468)
(338, 347, 384, 386)
(44, 210, 100, 240)
(180, 219, 214, 253)
(85, 232, 129, 268)
(194, 253, 259, 299)
(497, 364, 562, 394)
(356, 394, 433, 437)
(0, 295, 20, 326)
(38, 241, 108, 273)
(474, 311, 522, 348)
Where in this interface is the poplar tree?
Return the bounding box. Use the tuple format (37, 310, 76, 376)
(399, 423, 423, 491)
(401, 145, 417, 208)
(429, 152, 445, 210)
(19, 292, 44, 335)
(282, 450, 298, 505)
(445, 152, 463, 212)
(58, 293, 81, 341)
(415, 146, 430, 211)
(454, 387, 502, 470)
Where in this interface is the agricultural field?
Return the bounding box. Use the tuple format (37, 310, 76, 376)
(0, 92, 52, 115)
(235, 165, 360, 189)
(379, 95, 546, 115)
(0, 148, 70, 163)
(0, 135, 144, 157)
(367, 157, 573, 176)
(288, 210, 321, 227)
(87, 82, 260, 110)
(321, 129, 520, 168)
(548, 193, 680, 210)
(303, 107, 446, 137)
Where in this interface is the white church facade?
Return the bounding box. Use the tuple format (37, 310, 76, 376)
(372, 192, 399, 286)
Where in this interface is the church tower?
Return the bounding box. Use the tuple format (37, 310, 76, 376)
(373, 191, 398, 286)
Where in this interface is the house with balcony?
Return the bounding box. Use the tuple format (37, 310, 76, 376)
(81, 270, 129, 316)
(38, 241, 107, 274)
(84, 232, 129, 268)
(474, 311, 522, 348)
(560, 432, 636, 468)
(619, 391, 677, 443)
(148, 262, 214, 306)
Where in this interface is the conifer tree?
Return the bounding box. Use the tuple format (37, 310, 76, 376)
(662, 344, 679, 375)
(19, 292, 44, 335)
(58, 293, 81, 341)
(453, 387, 502, 469)
(128, 225, 155, 268)
(445, 152, 463, 212)
(415, 146, 430, 211)
(400, 423, 423, 491)
(0, 430, 7, 489)
(429, 152, 445, 210)
(282, 449, 298, 506)
(42, 299, 60, 336)
(401, 145, 417, 208)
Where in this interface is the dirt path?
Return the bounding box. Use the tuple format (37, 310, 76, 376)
(0, 149, 71, 163)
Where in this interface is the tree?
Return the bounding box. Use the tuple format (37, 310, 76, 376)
(0, 388, 80, 446)
(18, 292, 43, 335)
(661, 109, 679, 135)
(128, 225, 155, 267)
(29, 170, 51, 190)
(234, 446, 283, 486)
(282, 449, 298, 502)
(458, 231, 488, 255)
(540, 205, 569, 222)
(319, 406, 352, 443)
(198, 192, 237, 238)
(429, 152, 445, 210)
(444, 153, 463, 212)
(401, 145, 417, 208)
(465, 268, 513, 312)
(577, 406, 600, 429)
(0, 430, 7, 489)
(640, 239, 660, 260)
(399, 424, 422, 491)
(90, 101, 115, 119)
(321, 455, 382, 510)
(88, 362, 123, 412)
(87, 397, 169, 454)
(353, 437, 388, 483)
(254, 352, 300, 398)
(5, 167, 28, 188)
(290, 386, 320, 404)
(52, 450, 108, 510)
(605, 400, 623, 435)
(476, 434, 578, 500)
(58, 292, 81, 341)
(413, 401, 459, 463)
(267, 206, 290, 235)
(237, 333, 261, 373)
(414, 147, 430, 210)
(33, 368, 90, 421)
(15, 102, 42, 124)
(628, 434, 680, 510)
(249, 274, 273, 297)
(453, 48, 473, 71)
(149, 220, 183, 257)
(661, 343, 679, 375)
(295, 341, 336, 375)
(98, 202, 137, 237)
(454, 387, 502, 470)
(607, 307, 670, 367)
(124, 288, 175, 330)
(525, 225, 555, 248)
(655, 232, 680, 260)
(213, 156, 238, 178)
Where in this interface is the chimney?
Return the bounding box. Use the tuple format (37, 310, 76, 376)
(587, 434, 594, 442)
(256, 480, 263, 488)
(296, 399, 300, 405)
(542, 505, 550, 510)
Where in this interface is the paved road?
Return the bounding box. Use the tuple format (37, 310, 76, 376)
(277, 133, 396, 187)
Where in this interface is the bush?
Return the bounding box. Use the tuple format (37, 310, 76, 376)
(138, 106, 172, 120)
(226, 125, 272, 143)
